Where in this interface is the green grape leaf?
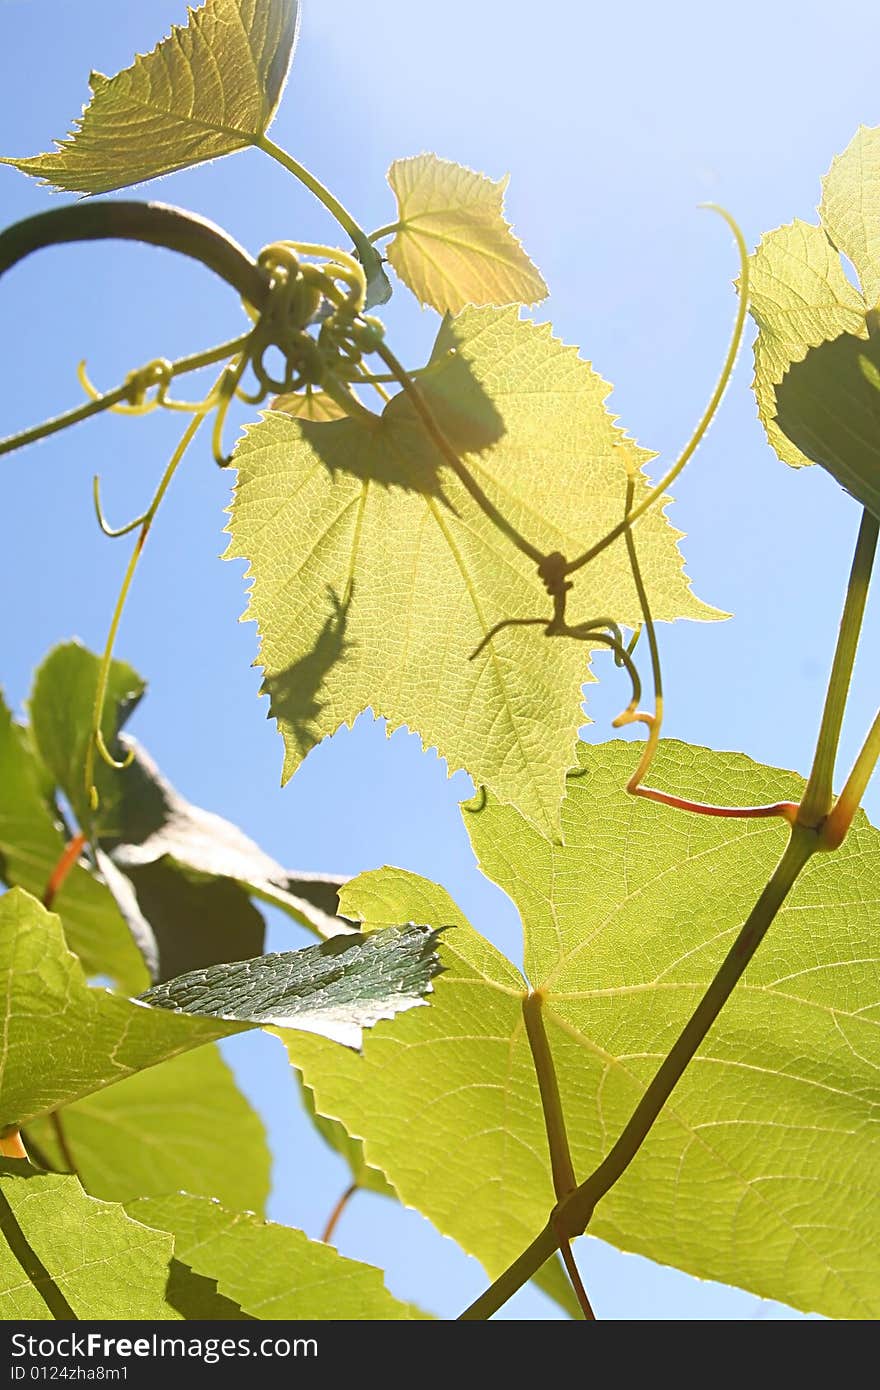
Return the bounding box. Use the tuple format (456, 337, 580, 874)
(384, 154, 548, 313)
(748, 220, 865, 470)
(1, 0, 300, 194)
(749, 126, 880, 508)
(23, 1045, 270, 1214)
(142, 921, 442, 1048)
(286, 740, 880, 1320)
(108, 739, 350, 941)
(28, 640, 144, 840)
(819, 126, 880, 307)
(0, 886, 441, 1129)
(296, 1072, 582, 1317)
(129, 1192, 426, 1319)
(0, 1162, 178, 1319)
(272, 388, 349, 422)
(774, 326, 880, 520)
(297, 1073, 395, 1200)
(0, 691, 148, 993)
(228, 305, 717, 837)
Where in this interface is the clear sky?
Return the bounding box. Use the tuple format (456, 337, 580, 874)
(2, 0, 878, 1320)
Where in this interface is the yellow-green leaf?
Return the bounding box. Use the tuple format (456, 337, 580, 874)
(130, 1192, 426, 1318)
(287, 740, 880, 1320)
(0, 1163, 178, 1320)
(0, 690, 148, 994)
(1, 0, 300, 194)
(385, 154, 548, 313)
(272, 388, 349, 423)
(228, 305, 717, 837)
(0, 886, 440, 1129)
(23, 1046, 271, 1214)
(820, 125, 880, 308)
(748, 219, 864, 469)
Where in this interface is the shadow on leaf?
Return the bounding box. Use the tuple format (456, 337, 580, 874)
(263, 588, 353, 764)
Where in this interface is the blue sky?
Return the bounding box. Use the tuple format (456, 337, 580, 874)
(2, 0, 878, 1319)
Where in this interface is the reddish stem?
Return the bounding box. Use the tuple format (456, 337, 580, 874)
(630, 787, 799, 822)
(321, 1182, 358, 1244)
(42, 831, 87, 910)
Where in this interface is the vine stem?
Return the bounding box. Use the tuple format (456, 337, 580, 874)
(42, 832, 87, 911)
(83, 380, 220, 805)
(0, 334, 251, 460)
(821, 707, 880, 849)
(798, 507, 879, 829)
(522, 990, 576, 1197)
(459, 823, 817, 1319)
(321, 1183, 358, 1244)
(256, 136, 384, 294)
(563, 206, 749, 579)
(522, 991, 597, 1318)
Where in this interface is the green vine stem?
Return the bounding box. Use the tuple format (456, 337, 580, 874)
(460, 822, 818, 1319)
(798, 507, 879, 828)
(255, 136, 389, 302)
(0, 335, 253, 460)
(84, 376, 223, 806)
(820, 706, 880, 849)
(522, 990, 576, 1198)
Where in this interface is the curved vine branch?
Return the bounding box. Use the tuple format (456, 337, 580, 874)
(0, 201, 270, 310)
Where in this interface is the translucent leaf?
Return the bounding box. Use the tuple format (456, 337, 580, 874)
(1, 0, 300, 194)
(272, 389, 349, 423)
(228, 305, 717, 837)
(23, 1045, 271, 1214)
(287, 741, 880, 1319)
(385, 154, 548, 313)
(0, 691, 148, 993)
(748, 126, 880, 485)
(774, 327, 880, 520)
(129, 1192, 426, 1318)
(0, 1162, 178, 1319)
(748, 221, 865, 470)
(28, 640, 145, 840)
(0, 886, 441, 1129)
(820, 126, 880, 308)
(297, 1074, 394, 1199)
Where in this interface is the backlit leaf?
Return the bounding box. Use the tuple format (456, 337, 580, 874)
(23, 1045, 271, 1214)
(130, 1192, 426, 1318)
(0, 690, 148, 993)
(287, 740, 880, 1319)
(1, 0, 300, 194)
(228, 306, 717, 837)
(385, 154, 547, 313)
(0, 1162, 177, 1319)
(749, 125, 880, 512)
(0, 886, 441, 1129)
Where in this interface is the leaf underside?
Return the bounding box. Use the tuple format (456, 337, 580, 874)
(286, 739, 880, 1320)
(1, 0, 301, 194)
(749, 124, 880, 515)
(228, 304, 717, 837)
